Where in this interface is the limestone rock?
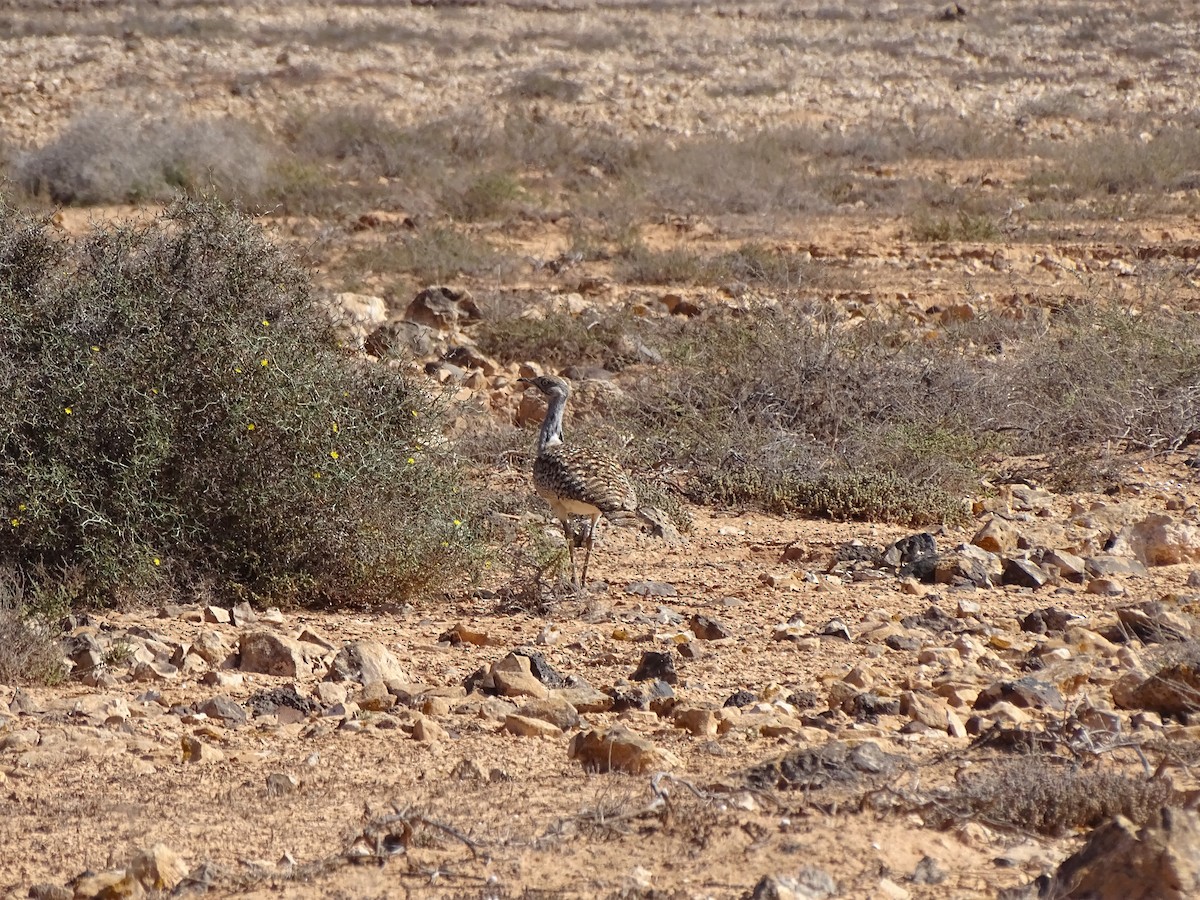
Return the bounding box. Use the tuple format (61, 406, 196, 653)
(504, 713, 564, 737)
(515, 697, 581, 731)
(197, 696, 247, 725)
(239, 632, 315, 679)
(972, 516, 1018, 554)
(490, 653, 550, 699)
(324, 640, 409, 685)
(1110, 513, 1200, 566)
(128, 844, 188, 891)
(181, 735, 224, 764)
(404, 285, 480, 330)
(1049, 808, 1200, 898)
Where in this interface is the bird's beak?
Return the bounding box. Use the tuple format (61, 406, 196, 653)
(517, 377, 532, 387)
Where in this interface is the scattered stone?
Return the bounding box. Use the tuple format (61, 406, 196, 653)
(1003, 558, 1050, 589)
(974, 677, 1064, 712)
(1047, 807, 1200, 898)
(411, 715, 448, 743)
(230, 601, 258, 626)
(190, 631, 233, 665)
(568, 726, 679, 774)
(203, 605, 231, 625)
(631, 650, 677, 684)
(819, 619, 852, 640)
(197, 696, 247, 725)
(324, 640, 409, 685)
(504, 713, 563, 737)
(515, 697, 581, 731)
(27, 885, 72, 900)
(939, 544, 1003, 587)
(239, 632, 315, 679)
(128, 844, 188, 892)
(689, 613, 731, 640)
(1109, 513, 1200, 566)
(181, 735, 224, 764)
(1116, 660, 1200, 717)
(1087, 577, 1126, 597)
(972, 517, 1018, 554)
(1117, 601, 1193, 644)
(490, 653, 550, 699)
(357, 680, 396, 712)
(1021, 607, 1074, 634)
(554, 681, 611, 714)
(1086, 556, 1148, 578)
(883, 532, 937, 568)
(513, 650, 568, 688)
(1040, 549, 1088, 582)
(724, 690, 757, 708)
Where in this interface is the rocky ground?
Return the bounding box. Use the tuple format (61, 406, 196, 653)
(4, 1, 1200, 898)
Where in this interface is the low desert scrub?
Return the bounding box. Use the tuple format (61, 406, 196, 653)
(13, 109, 275, 205)
(345, 226, 512, 286)
(1027, 127, 1200, 204)
(0, 568, 68, 686)
(613, 240, 822, 290)
(909, 210, 1001, 242)
(926, 760, 1179, 836)
(0, 198, 479, 606)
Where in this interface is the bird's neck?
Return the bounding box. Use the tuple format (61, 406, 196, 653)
(537, 392, 567, 453)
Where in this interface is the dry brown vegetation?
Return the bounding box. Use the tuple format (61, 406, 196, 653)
(3, 0, 1200, 897)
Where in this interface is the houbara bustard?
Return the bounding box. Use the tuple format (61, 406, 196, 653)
(518, 375, 638, 588)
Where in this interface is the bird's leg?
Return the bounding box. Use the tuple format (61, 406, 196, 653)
(579, 513, 601, 589)
(560, 516, 578, 586)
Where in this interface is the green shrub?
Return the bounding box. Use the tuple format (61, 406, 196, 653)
(0, 198, 478, 606)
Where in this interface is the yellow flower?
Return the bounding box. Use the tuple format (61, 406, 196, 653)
(262, 319, 270, 327)
(453, 519, 462, 527)
(260, 358, 269, 367)
(10, 519, 18, 527)
(247, 423, 256, 431)
(18, 504, 26, 511)
(441, 541, 449, 547)
(64, 407, 72, 415)
(406, 457, 415, 465)
(235, 367, 242, 374)
(329, 450, 339, 460)
(313, 472, 322, 479)
(91, 346, 100, 352)
(153, 558, 161, 566)
(411, 410, 419, 417)
(331, 422, 339, 434)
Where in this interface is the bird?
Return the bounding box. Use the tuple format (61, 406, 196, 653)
(518, 374, 637, 588)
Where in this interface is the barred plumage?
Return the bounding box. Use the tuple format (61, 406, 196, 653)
(519, 375, 637, 587)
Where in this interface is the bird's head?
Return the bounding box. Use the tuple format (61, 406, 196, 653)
(518, 374, 571, 399)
